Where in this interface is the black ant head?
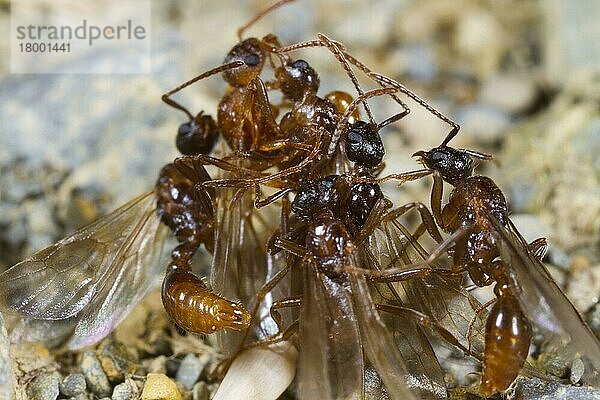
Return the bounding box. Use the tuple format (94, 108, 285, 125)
(222, 38, 266, 87)
(344, 121, 385, 168)
(291, 175, 343, 221)
(176, 113, 220, 155)
(414, 146, 474, 185)
(276, 59, 320, 102)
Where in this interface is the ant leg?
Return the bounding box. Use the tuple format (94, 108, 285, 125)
(254, 186, 294, 209)
(176, 155, 264, 178)
(429, 171, 445, 227)
(237, 0, 297, 40)
(275, 238, 309, 259)
(252, 77, 282, 139)
(162, 61, 244, 119)
(316, 33, 374, 124)
(270, 296, 302, 333)
(242, 321, 300, 351)
(370, 73, 461, 146)
(376, 304, 482, 360)
(383, 202, 444, 244)
(528, 237, 548, 261)
(466, 298, 495, 353)
(363, 168, 433, 185)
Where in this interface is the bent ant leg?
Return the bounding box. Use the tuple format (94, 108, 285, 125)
(162, 61, 244, 120)
(466, 298, 496, 353)
(270, 296, 302, 333)
(376, 304, 482, 361)
(370, 73, 460, 146)
(383, 202, 444, 244)
(254, 186, 294, 208)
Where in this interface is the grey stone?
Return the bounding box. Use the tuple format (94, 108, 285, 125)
(81, 350, 112, 397)
(0, 314, 15, 400)
(193, 381, 209, 400)
(175, 353, 205, 389)
(59, 373, 87, 396)
(480, 73, 538, 114)
(112, 381, 135, 400)
(511, 376, 600, 399)
(26, 372, 61, 400)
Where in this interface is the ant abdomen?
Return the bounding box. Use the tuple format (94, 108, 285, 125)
(162, 267, 251, 334)
(481, 295, 531, 396)
(176, 112, 220, 156)
(324, 91, 360, 124)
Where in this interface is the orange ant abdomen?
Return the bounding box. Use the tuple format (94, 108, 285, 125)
(481, 295, 531, 396)
(162, 268, 251, 334)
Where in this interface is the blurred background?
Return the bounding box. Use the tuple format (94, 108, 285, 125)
(0, 0, 599, 397)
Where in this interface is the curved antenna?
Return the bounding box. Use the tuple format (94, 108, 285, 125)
(162, 61, 244, 119)
(237, 0, 297, 40)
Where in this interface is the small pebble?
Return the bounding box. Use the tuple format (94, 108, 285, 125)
(26, 372, 61, 400)
(175, 354, 205, 389)
(570, 358, 585, 384)
(480, 73, 538, 114)
(192, 382, 209, 400)
(0, 314, 15, 400)
(567, 264, 600, 312)
(141, 373, 182, 400)
(59, 373, 86, 396)
(81, 350, 112, 397)
(112, 381, 135, 400)
(97, 338, 138, 383)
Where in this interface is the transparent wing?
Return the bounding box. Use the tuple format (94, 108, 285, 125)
(375, 218, 487, 354)
(490, 215, 600, 386)
(0, 191, 170, 349)
(297, 265, 364, 400)
(349, 272, 421, 400)
(211, 184, 276, 352)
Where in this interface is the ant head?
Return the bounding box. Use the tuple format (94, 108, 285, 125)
(413, 146, 474, 185)
(222, 38, 266, 87)
(276, 59, 320, 102)
(176, 113, 220, 155)
(291, 175, 343, 220)
(344, 120, 385, 168)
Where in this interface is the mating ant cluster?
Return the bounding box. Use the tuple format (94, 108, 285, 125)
(1, 1, 599, 399)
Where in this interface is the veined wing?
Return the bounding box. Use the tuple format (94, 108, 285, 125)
(349, 271, 421, 400)
(297, 264, 364, 400)
(490, 214, 600, 386)
(0, 191, 170, 349)
(375, 217, 486, 354)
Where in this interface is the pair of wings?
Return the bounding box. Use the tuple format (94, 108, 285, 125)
(0, 191, 170, 349)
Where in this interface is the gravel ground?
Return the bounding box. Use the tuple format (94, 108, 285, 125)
(1, 0, 599, 399)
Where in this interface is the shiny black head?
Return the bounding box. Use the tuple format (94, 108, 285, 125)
(414, 146, 474, 185)
(276, 59, 320, 102)
(291, 175, 342, 220)
(176, 113, 220, 155)
(344, 121, 385, 167)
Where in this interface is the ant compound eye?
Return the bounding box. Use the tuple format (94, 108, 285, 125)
(176, 114, 220, 155)
(223, 38, 265, 87)
(244, 53, 260, 66)
(344, 121, 385, 167)
(277, 58, 320, 101)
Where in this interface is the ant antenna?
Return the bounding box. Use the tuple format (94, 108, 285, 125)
(237, 0, 297, 40)
(162, 61, 244, 119)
